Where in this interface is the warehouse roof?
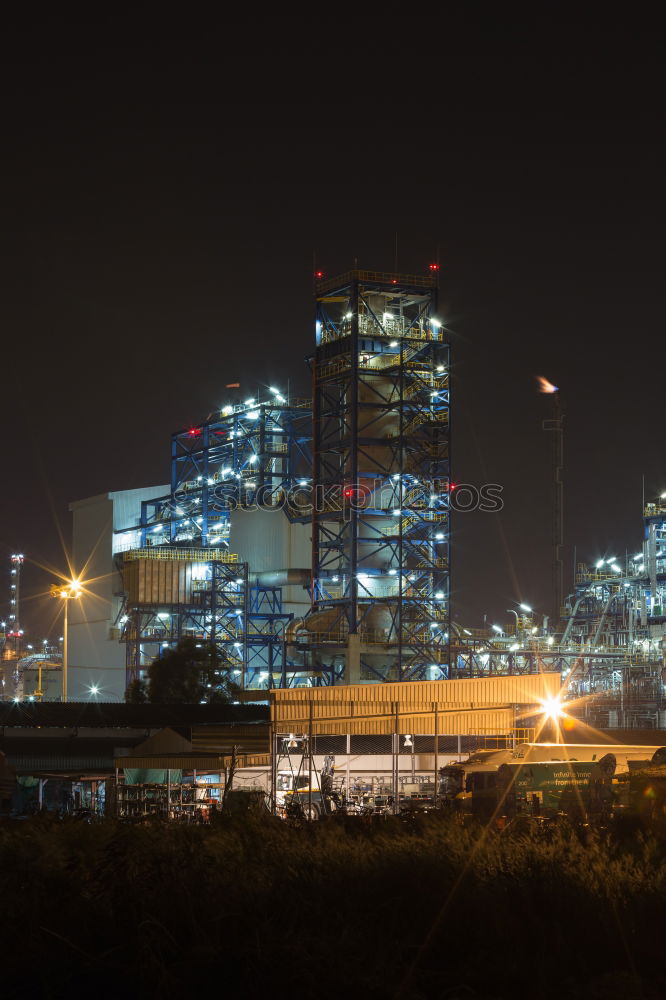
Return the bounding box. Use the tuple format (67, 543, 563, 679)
(0, 702, 270, 729)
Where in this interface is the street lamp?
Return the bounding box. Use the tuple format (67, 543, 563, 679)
(50, 580, 82, 703)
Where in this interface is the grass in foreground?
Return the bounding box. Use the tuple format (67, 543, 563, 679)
(1, 812, 664, 999)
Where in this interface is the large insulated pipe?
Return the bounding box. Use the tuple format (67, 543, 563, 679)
(561, 594, 587, 644)
(253, 569, 311, 588)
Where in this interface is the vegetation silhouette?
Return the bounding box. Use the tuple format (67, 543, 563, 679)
(1, 813, 665, 998)
(125, 637, 239, 704)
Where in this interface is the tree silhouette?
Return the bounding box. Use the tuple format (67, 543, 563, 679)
(125, 638, 238, 704)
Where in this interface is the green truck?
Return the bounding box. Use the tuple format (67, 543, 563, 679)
(468, 753, 617, 822)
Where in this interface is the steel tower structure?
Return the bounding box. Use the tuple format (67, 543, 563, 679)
(304, 269, 450, 683)
(118, 396, 311, 689)
(8, 554, 24, 658)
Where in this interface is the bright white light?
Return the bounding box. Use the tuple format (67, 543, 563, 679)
(152, 525, 163, 533)
(344, 312, 352, 319)
(383, 312, 392, 322)
(222, 406, 233, 416)
(435, 532, 444, 540)
(435, 591, 445, 600)
(247, 411, 260, 420)
(388, 569, 397, 576)
(244, 398, 255, 406)
(547, 635, 554, 645)
(595, 559, 604, 569)
(430, 622, 438, 629)
(519, 603, 532, 613)
(540, 694, 565, 721)
(436, 364, 444, 372)
(90, 685, 99, 696)
(393, 509, 401, 516)
(611, 564, 622, 573)
(233, 642, 242, 649)
(431, 318, 441, 329)
(661, 492, 666, 499)
(491, 624, 503, 633)
(463, 629, 471, 635)
(510, 643, 519, 651)
(234, 608, 243, 615)
(389, 340, 398, 348)
(357, 573, 369, 581)
(269, 387, 280, 394)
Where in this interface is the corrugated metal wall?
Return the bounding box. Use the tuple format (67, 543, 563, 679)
(272, 708, 516, 736)
(270, 674, 560, 735)
(123, 560, 193, 604)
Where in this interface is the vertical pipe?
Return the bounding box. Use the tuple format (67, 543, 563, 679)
(308, 701, 313, 820)
(270, 728, 277, 816)
(393, 701, 400, 815)
(434, 702, 439, 807)
(346, 732, 351, 806)
(62, 598, 68, 704)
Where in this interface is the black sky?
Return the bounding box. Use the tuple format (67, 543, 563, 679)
(1, 9, 664, 638)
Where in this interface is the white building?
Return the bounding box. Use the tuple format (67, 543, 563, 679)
(68, 486, 168, 701)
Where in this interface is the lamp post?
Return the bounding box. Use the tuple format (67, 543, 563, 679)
(50, 580, 82, 703)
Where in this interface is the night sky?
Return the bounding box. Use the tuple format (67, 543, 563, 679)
(1, 10, 663, 640)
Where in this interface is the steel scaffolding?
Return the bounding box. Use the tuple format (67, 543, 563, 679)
(306, 269, 450, 683)
(117, 398, 311, 689)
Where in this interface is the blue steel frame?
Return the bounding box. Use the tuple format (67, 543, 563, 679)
(119, 398, 312, 689)
(308, 270, 451, 682)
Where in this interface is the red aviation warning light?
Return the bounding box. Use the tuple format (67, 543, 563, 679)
(188, 427, 201, 437)
(429, 263, 440, 272)
(343, 487, 355, 498)
(315, 270, 324, 279)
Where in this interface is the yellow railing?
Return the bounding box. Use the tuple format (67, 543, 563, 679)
(122, 548, 239, 563)
(644, 503, 666, 517)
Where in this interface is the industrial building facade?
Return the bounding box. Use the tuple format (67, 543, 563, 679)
(59, 267, 666, 731)
(66, 269, 453, 701)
